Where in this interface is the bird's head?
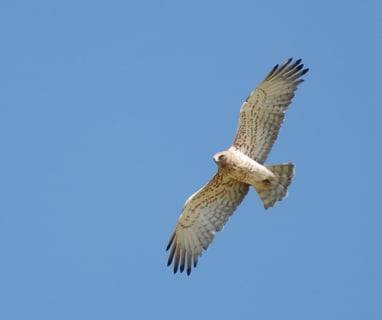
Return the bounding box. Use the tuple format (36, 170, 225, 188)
(213, 151, 230, 168)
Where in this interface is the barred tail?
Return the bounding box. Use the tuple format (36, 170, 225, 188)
(255, 163, 295, 209)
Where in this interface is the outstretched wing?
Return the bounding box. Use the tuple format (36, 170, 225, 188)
(166, 172, 249, 275)
(232, 58, 308, 164)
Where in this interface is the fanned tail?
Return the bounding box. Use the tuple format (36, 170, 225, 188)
(255, 163, 295, 209)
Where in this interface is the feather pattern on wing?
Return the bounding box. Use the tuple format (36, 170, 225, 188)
(166, 58, 308, 275)
(166, 171, 249, 275)
(232, 58, 308, 163)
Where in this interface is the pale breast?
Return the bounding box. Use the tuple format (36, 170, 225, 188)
(222, 149, 274, 185)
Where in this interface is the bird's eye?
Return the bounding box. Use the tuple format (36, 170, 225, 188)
(218, 154, 226, 161)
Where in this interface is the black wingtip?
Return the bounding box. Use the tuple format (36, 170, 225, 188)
(271, 63, 279, 71)
(294, 58, 309, 76)
(166, 232, 175, 251)
(284, 57, 293, 65)
(295, 64, 304, 72)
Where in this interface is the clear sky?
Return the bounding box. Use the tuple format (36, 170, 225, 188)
(1, 1, 381, 319)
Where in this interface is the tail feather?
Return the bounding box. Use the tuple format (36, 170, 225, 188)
(255, 163, 295, 209)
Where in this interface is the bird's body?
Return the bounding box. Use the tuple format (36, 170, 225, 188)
(214, 149, 295, 209)
(214, 149, 276, 185)
(167, 58, 309, 275)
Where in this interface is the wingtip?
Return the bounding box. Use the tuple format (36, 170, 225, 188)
(166, 232, 175, 251)
(295, 59, 309, 76)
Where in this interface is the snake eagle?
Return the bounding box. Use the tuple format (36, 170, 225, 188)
(167, 58, 309, 275)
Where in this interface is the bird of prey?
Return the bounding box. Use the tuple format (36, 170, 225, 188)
(166, 58, 308, 275)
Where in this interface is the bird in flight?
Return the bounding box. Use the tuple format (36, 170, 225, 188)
(166, 58, 309, 275)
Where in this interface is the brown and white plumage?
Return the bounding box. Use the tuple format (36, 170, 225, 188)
(233, 58, 307, 163)
(167, 58, 308, 275)
(167, 172, 249, 275)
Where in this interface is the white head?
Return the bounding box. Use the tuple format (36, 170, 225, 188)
(213, 151, 230, 168)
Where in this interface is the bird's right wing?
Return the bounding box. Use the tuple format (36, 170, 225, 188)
(166, 171, 249, 275)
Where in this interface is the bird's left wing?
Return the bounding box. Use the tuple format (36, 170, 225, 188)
(167, 171, 249, 275)
(232, 58, 308, 163)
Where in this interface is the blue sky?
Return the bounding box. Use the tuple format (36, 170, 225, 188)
(1, 0, 382, 319)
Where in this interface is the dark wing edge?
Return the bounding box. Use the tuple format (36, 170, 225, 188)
(264, 58, 309, 85)
(232, 58, 309, 162)
(166, 172, 249, 276)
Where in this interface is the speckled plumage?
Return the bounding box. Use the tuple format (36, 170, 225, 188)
(167, 58, 308, 275)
